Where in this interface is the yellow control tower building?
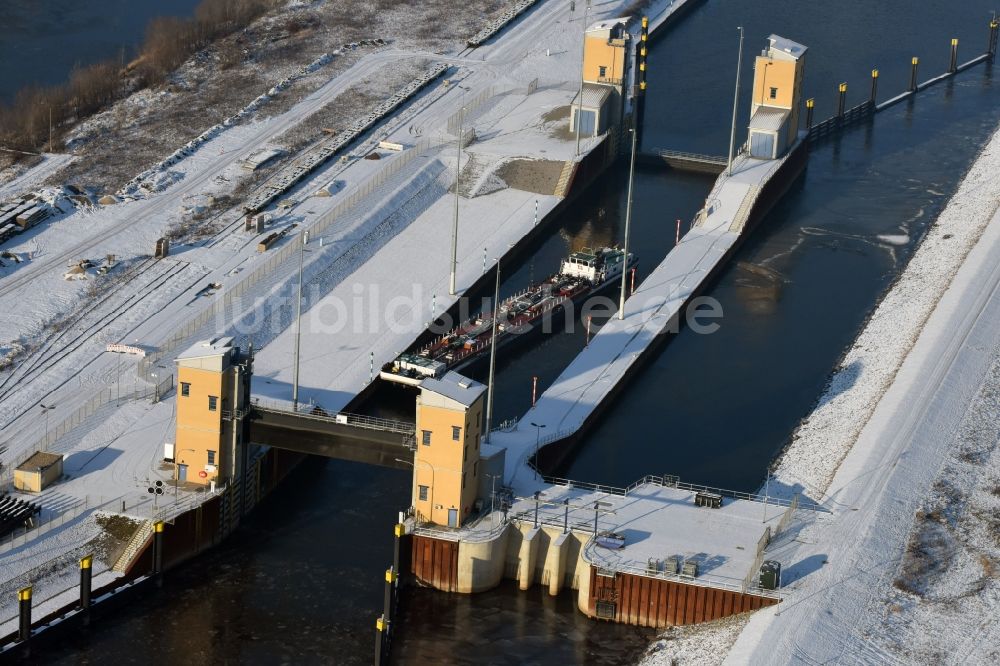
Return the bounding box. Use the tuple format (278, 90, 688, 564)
(412, 372, 486, 528)
(748, 35, 808, 160)
(174, 337, 252, 487)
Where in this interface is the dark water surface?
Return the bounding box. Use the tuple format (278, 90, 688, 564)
(0, 0, 202, 104)
(20, 0, 1000, 663)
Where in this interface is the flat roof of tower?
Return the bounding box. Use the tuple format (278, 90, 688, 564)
(768, 34, 807, 60)
(420, 371, 486, 407)
(177, 336, 235, 361)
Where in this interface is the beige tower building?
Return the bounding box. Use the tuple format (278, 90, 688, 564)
(569, 17, 632, 138)
(748, 35, 808, 159)
(412, 372, 486, 528)
(174, 337, 252, 487)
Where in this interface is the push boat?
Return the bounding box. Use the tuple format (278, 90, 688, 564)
(380, 247, 637, 386)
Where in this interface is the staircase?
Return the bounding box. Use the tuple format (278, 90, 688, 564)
(728, 185, 761, 234)
(112, 519, 153, 573)
(553, 160, 578, 197)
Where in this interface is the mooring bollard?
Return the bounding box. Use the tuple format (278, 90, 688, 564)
(374, 615, 388, 666)
(80, 554, 93, 622)
(910, 57, 919, 92)
(806, 98, 815, 129)
(870, 69, 879, 105)
(949, 38, 959, 73)
(837, 83, 847, 119)
(153, 520, 165, 586)
(393, 523, 404, 583)
(383, 567, 395, 625)
(989, 17, 999, 60)
(18, 586, 31, 643)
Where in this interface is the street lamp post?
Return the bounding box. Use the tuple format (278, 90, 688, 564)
(484, 258, 501, 442)
(727, 26, 745, 176)
(530, 422, 546, 480)
(450, 106, 466, 296)
(486, 472, 502, 529)
(618, 126, 637, 320)
(575, 1, 591, 156)
(39, 403, 55, 450)
(293, 230, 310, 410)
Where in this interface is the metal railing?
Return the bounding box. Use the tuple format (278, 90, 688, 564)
(252, 401, 415, 435)
(542, 474, 824, 511)
(651, 149, 728, 166)
(0, 494, 126, 556)
(137, 134, 438, 386)
(590, 547, 781, 600)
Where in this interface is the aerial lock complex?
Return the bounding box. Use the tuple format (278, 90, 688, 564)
(1, 0, 999, 664)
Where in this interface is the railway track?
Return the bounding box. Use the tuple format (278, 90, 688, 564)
(0, 259, 191, 417)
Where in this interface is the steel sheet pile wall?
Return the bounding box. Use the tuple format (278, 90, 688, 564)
(467, 0, 538, 47)
(243, 63, 449, 214)
(588, 568, 778, 628)
(410, 534, 459, 593)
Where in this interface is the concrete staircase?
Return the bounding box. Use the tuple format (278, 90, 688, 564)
(728, 185, 761, 234)
(112, 519, 153, 573)
(553, 160, 578, 197)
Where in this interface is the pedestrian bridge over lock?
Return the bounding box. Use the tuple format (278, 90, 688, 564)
(246, 403, 415, 470)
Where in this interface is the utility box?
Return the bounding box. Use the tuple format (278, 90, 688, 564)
(664, 556, 680, 575)
(681, 560, 698, 578)
(694, 492, 723, 508)
(759, 560, 782, 590)
(14, 452, 64, 492)
(154, 237, 170, 258)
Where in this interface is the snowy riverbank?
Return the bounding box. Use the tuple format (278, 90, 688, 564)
(770, 122, 1000, 502)
(638, 119, 1000, 666)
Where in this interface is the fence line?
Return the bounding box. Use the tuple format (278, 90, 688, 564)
(139, 136, 438, 386)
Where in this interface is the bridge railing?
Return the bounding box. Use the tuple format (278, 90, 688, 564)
(251, 400, 415, 435)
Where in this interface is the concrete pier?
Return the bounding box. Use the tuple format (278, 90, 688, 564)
(407, 476, 804, 627)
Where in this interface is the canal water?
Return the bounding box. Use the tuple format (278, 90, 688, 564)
(0, 0, 202, 104)
(17, 0, 1000, 663)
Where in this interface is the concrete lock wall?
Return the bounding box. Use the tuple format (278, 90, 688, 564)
(447, 522, 592, 596)
(456, 525, 510, 593)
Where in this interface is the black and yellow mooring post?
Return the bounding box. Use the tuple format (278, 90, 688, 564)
(640, 16, 649, 94)
(949, 38, 959, 74)
(910, 57, 920, 92)
(805, 98, 815, 130)
(989, 17, 999, 61)
(384, 567, 396, 626)
(374, 615, 388, 666)
(153, 520, 165, 586)
(17, 586, 32, 643)
(837, 83, 847, 119)
(393, 523, 404, 585)
(869, 69, 879, 105)
(80, 554, 93, 617)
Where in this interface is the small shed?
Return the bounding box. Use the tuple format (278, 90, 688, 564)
(569, 83, 614, 138)
(14, 451, 64, 492)
(748, 107, 790, 160)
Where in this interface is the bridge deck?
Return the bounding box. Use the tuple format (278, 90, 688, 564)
(250, 405, 415, 470)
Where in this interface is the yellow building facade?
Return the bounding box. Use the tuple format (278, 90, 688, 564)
(570, 17, 632, 138)
(748, 35, 808, 159)
(412, 372, 485, 528)
(582, 19, 629, 86)
(174, 337, 251, 487)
